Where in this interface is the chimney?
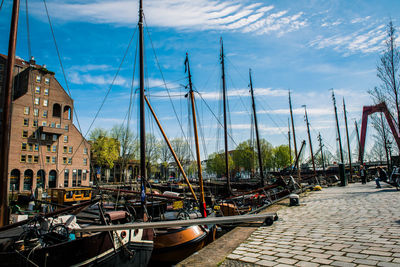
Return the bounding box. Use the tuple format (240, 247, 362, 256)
(29, 56, 36, 65)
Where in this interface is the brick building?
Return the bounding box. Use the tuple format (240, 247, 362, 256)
(0, 54, 90, 192)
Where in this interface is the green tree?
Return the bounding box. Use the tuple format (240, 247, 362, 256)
(91, 136, 120, 169)
(89, 127, 108, 141)
(273, 145, 291, 170)
(259, 139, 274, 171)
(206, 152, 234, 177)
(232, 140, 255, 173)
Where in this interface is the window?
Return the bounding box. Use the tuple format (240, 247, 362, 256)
(83, 170, 87, 181)
(33, 131, 37, 139)
(35, 86, 40, 94)
(45, 77, 50, 85)
(63, 157, 67, 164)
(52, 145, 57, 152)
(52, 134, 57, 141)
(83, 158, 87, 166)
(41, 133, 46, 141)
(33, 120, 38, 127)
(68, 147, 73, 154)
(47, 145, 51, 152)
(0, 64, 3, 71)
(43, 110, 48, 118)
(63, 146, 67, 153)
(27, 155, 32, 163)
(23, 118, 29, 126)
(64, 169, 69, 187)
(64, 125, 69, 131)
(34, 156, 39, 163)
(28, 143, 33, 151)
(51, 156, 56, 164)
(64, 136, 68, 143)
(77, 170, 82, 186)
(83, 148, 88, 155)
(46, 156, 50, 163)
(72, 170, 77, 187)
(34, 144, 39, 151)
(42, 121, 47, 126)
(50, 122, 55, 128)
(56, 124, 61, 128)
(20, 155, 26, 162)
(68, 158, 72, 165)
(22, 130, 28, 138)
(24, 107, 30, 115)
(43, 99, 48, 107)
(21, 143, 27, 151)
(36, 75, 41, 83)
(34, 108, 39, 116)
(44, 88, 49, 96)
(34, 98, 40, 105)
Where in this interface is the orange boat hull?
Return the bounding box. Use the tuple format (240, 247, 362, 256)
(150, 225, 208, 264)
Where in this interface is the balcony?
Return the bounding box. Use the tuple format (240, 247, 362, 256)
(40, 126, 65, 135)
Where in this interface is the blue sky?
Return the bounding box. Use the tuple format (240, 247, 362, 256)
(1, 0, 398, 162)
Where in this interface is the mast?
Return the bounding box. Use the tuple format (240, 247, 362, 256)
(220, 38, 231, 195)
(288, 118, 292, 166)
(138, 0, 146, 218)
(0, 0, 20, 227)
(249, 69, 265, 187)
(343, 98, 352, 180)
(354, 120, 360, 162)
(318, 133, 325, 173)
(185, 53, 207, 218)
(289, 91, 301, 180)
(332, 89, 344, 163)
(303, 105, 316, 177)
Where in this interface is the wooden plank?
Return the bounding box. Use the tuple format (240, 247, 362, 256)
(75, 213, 277, 232)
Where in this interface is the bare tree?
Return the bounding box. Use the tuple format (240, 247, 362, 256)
(376, 21, 400, 131)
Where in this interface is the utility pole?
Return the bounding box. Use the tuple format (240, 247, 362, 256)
(249, 69, 265, 187)
(289, 91, 301, 180)
(318, 133, 326, 173)
(288, 118, 292, 166)
(343, 98, 352, 180)
(302, 105, 317, 181)
(0, 0, 20, 227)
(220, 38, 231, 195)
(380, 113, 390, 169)
(332, 89, 344, 163)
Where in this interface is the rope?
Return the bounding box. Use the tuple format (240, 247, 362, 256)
(56, 26, 137, 176)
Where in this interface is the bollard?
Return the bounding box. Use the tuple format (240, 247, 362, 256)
(289, 194, 299, 206)
(338, 163, 347, 186)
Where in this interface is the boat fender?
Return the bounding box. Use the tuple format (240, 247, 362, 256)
(121, 231, 127, 239)
(69, 233, 76, 241)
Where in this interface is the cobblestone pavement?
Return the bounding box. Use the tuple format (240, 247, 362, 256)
(221, 182, 400, 267)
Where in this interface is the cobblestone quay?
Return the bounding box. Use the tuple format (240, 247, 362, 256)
(222, 182, 400, 267)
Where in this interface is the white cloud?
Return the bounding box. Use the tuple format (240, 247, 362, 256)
(31, 0, 306, 36)
(309, 24, 386, 55)
(351, 16, 371, 24)
(69, 72, 128, 86)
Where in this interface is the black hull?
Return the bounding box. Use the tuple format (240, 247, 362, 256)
(0, 231, 153, 267)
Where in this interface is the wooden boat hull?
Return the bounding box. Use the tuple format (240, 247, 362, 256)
(150, 225, 207, 265)
(0, 229, 153, 267)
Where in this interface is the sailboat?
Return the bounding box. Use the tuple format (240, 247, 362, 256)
(0, 0, 154, 266)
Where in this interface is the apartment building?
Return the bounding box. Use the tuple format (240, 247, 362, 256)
(0, 54, 90, 192)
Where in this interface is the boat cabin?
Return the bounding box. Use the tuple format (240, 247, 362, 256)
(50, 187, 92, 205)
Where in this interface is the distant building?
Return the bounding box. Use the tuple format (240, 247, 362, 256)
(0, 54, 90, 192)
